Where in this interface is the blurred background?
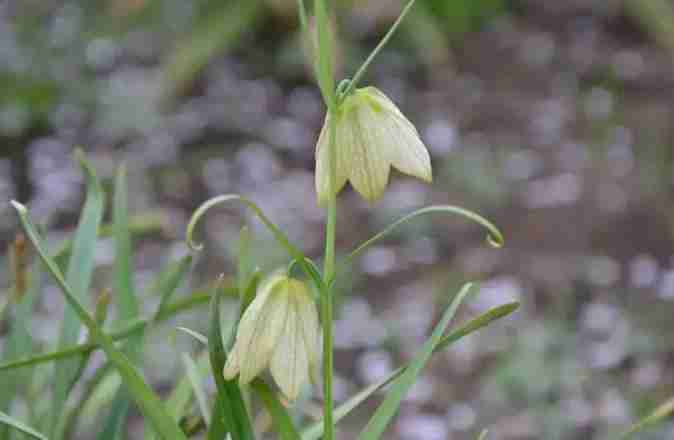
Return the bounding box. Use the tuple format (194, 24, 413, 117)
(1, 0, 674, 438)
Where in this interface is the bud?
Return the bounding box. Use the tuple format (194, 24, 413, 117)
(223, 272, 320, 401)
(315, 86, 432, 204)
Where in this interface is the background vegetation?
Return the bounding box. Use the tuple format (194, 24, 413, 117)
(1, 0, 674, 438)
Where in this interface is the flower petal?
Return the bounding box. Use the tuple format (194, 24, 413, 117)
(346, 105, 390, 202)
(366, 87, 432, 182)
(381, 112, 432, 182)
(270, 292, 310, 401)
(227, 277, 288, 385)
(315, 114, 348, 205)
(294, 283, 321, 386)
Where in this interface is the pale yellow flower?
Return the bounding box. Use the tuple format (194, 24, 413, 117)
(223, 272, 320, 401)
(315, 86, 432, 204)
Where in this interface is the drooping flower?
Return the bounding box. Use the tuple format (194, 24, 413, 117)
(315, 86, 432, 204)
(223, 271, 321, 401)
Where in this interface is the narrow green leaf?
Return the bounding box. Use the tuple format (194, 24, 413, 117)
(435, 302, 518, 352)
(62, 363, 115, 440)
(12, 201, 189, 440)
(96, 392, 130, 440)
(0, 411, 47, 440)
(357, 283, 476, 439)
(477, 429, 489, 440)
(154, 255, 193, 320)
(0, 289, 232, 372)
(51, 151, 105, 440)
(345, 205, 503, 269)
(207, 284, 254, 440)
(0, 260, 39, 419)
(145, 353, 210, 440)
(301, 296, 519, 440)
(177, 327, 209, 345)
(95, 164, 142, 440)
(113, 163, 139, 327)
(183, 353, 211, 425)
(251, 380, 301, 440)
(622, 397, 674, 438)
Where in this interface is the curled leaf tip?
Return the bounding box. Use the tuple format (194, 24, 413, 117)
(487, 232, 504, 248)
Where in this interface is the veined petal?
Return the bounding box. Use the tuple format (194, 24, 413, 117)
(346, 104, 390, 202)
(315, 114, 348, 205)
(226, 277, 288, 385)
(294, 283, 321, 385)
(270, 292, 310, 401)
(365, 87, 432, 183)
(381, 112, 432, 182)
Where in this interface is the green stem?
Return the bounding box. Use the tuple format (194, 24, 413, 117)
(313, 0, 337, 437)
(321, 99, 338, 440)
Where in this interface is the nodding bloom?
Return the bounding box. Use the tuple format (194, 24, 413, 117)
(223, 271, 320, 401)
(315, 86, 432, 204)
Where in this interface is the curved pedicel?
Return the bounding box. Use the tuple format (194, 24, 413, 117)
(185, 194, 324, 289)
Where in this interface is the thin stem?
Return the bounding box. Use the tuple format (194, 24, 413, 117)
(321, 95, 338, 440)
(342, 0, 417, 100)
(314, 0, 337, 437)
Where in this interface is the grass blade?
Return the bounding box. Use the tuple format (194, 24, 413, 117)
(301, 299, 518, 440)
(113, 164, 140, 332)
(357, 283, 477, 440)
(251, 379, 301, 440)
(0, 289, 233, 372)
(12, 201, 189, 440)
(622, 397, 674, 438)
(208, 282, 254, 440)
(145, 353, 211, 440)
(177, 327, 209, 345)
(95, 164, 142, 440)
(477, 429, 489, 440)
(0, 254, 39, 428)
(183, 353, 211, 425)
(51, 151, 105, 439)
(154, 255, 193, 320)
(0, 411, 47, 440)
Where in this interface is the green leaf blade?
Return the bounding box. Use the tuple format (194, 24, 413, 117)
(0, 411, 47, 440)
(51, 152, 105, 439)
(12, 201, 190, 440)
(251, 380, 301, 440)
(357, 282, 477, 440)
(207, 285, 254, 440)
(301, 299, 518, 440)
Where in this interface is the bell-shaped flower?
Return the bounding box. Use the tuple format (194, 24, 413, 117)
(223, 271, 321, 401)
(315, 86, 432, 204)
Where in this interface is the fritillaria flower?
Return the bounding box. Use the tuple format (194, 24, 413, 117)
(223, 271, 320, 401)
(315, 86, 432, 203)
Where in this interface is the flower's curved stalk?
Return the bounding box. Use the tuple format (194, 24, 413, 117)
(185, 193, 323, 290)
